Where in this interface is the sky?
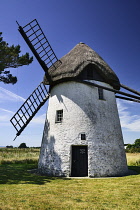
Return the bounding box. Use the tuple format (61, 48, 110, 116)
(0, 0, 140, 147)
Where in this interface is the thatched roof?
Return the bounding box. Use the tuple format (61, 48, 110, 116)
(44, 43, 120, 90)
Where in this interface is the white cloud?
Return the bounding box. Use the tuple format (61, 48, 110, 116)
(0, 108, 14, 125)
(0, 87, 25, 103)
(117, 100, 140, 132)
(0, 108, 14, 114)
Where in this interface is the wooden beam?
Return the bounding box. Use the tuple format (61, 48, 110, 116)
(79, 80, 140, 101)
(121, 84, 140, 96)
(116, 95, 140, 103)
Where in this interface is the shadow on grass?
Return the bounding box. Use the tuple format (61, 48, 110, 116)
(128, 166, 140, 175)
(0, 163, 139, 185)
(0, 163, 70, 185)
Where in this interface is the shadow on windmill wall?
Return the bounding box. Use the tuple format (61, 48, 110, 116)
(55, 91, 68, 111)
(38, 120, 64, 176)
(53, 82, 97, 125)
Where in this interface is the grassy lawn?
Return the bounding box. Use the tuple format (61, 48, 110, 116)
(0, 149, 140, 210)
(0, 148, 40, 164)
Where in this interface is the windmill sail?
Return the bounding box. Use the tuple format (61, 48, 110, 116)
(10, 19, 62, 139)
(16, 19, 61, 82)
(10, 82, 49, 138)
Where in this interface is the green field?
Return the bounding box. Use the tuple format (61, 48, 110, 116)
(0, 148, 140, 210)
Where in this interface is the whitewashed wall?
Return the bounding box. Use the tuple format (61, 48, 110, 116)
(38, 81, 128, 177)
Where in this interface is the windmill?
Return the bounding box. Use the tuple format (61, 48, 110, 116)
(11, 19, 140, 177)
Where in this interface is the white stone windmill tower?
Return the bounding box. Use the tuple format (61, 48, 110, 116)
(11, 20, 140, 177)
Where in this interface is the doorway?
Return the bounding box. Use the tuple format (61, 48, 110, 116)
(71, 146, 88, 177)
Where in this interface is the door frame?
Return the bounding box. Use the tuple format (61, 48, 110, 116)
(70, 145, 88, 177)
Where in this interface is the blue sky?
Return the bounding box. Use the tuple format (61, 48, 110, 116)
(0, 0, 140, 147)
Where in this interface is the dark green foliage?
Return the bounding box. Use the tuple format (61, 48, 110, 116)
(125, 139, 140, 152)
(126, 147, 140, 153)
(18, 143, 28, 148)
(6, 145, 13, 148)
(134, 139, 140, 148)
(0, 32, 33, 84)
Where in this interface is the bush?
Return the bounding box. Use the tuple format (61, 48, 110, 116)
(125, 139, 140, 153)
(134, 139, 140, 148)
(18, 143, 28, 148)
(125, 147, 140, 153)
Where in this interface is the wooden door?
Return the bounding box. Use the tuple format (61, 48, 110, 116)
(71, 146, 88, 177)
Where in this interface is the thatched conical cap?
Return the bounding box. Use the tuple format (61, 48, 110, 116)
(44, 43, 120, 90)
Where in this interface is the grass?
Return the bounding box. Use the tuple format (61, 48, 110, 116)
(0, 148, 40, 164)
(0, 149, 140, 210)
(126, 152, 140, 166)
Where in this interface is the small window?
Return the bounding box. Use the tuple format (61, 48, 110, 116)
(98, 88, 104, 100)
(81, 133, 86, 140)
(56, 110, 63, 123)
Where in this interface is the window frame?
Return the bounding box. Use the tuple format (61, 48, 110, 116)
(55, 109, 63, 123)
(81, 133, 86, 140)
(98, 87, 105, 100)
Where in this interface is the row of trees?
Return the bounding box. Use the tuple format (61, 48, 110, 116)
(9, 139, 140, 150)
(6, 143, 28, 148)
(125, 139, 140, 153)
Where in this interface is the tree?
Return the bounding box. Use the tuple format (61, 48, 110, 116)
(18, 143, 28, 148)
(0, 32, 33, 84)
(134, 139, 140, 148)
(126, 139, 140, 153)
